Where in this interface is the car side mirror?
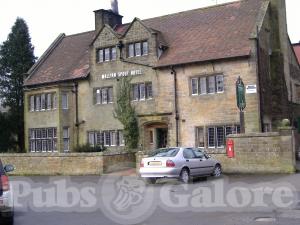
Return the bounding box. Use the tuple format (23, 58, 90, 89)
(4, 164, 14, 173)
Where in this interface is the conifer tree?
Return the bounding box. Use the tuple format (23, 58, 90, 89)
(0, 18, 36, 152)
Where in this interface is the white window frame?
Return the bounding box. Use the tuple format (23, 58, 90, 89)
(142, 41, 149, 56)
(146, 83, 153, 99)
(139, 83, 146, 100)
(195, 127, 205, 148)
(108, 87, 113, 103)
(135, 42, 141, 56)
(88, 130, 124, 147)
(30, 140, 36, 152)
(53, 93, 57, 110)
(29, 127, 57, 152)
(36, 95, 41, 111)
(30, 96, 35, 112)
(62, 93, 68, 110)
(191, 78, 199, 95)
(111, 47, 117, 61)
(191, 75, 224, 96)
(98, 49, 104, 63)
(96, 89, 101, 104)
(208, 76, 216, 94)
(88, 131, 95, 147)
(118, 130, 125, 146)
(104, 48, 110, 61)
(216, 126, 225, 148)
(208, 127, 215, 148)
(63, 127, 70, 152)
(104, 131, 110, 146)
(133, 84, 139, 101)
(128, 44, 134, 58)
(47, 93, 52, 110)
(101, 88, 108, 104)
(110, 131, 117, 146)
(132, 83, 153, 101)
(200, 77, 207, 95)
(41, 94, 46, 111)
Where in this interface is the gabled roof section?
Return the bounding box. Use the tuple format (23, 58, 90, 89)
(120, 17, 156, 37)
(91, 24, 121, 46)
(293, 43, 300, 65)
(24, 31, 95, 87)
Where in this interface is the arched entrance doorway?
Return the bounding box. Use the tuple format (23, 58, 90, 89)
(144, 122, 168, 150)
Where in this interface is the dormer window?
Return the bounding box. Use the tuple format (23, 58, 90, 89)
(128, 41, 148, 58)
(97, 46, 117, 63)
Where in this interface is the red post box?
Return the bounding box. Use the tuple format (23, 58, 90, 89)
(226, 139, 235, 158)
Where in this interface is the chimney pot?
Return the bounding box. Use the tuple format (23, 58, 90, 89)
(111, 0, 119, 15)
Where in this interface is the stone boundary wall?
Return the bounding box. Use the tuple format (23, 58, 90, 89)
(0, 152, 137, 176)
(212, 128, 296, 173)
(102, 152, 136, 173)
(136, 128, 296, 174)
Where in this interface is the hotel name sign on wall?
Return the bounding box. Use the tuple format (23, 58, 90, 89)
(95, 69, 143, 80)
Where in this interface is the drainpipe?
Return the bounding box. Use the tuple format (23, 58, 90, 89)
(171, 66, 179, 147)
(74, 82, 79, 147)
(256, 26, 265, 132)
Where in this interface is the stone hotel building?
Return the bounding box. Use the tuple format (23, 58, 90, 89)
(24, 0, 300, 153)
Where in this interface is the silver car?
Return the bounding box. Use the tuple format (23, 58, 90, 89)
(0, 159, 14, 225)
(139, 147, 222, 184)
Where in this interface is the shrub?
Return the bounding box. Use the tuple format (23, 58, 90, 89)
(73, 144, 106, 153)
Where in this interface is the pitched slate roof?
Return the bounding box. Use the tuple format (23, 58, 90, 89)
(25, 0, 265, 86)
(25, 31, 95, 87)
(293, 43, 300, 65)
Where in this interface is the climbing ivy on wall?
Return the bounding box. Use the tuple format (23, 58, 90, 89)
(114, 77, 139, 150)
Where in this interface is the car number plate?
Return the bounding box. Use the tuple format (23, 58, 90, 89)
(149, 161, 162, 166)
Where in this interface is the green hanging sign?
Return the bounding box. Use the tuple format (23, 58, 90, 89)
(236, 76, 246, 111)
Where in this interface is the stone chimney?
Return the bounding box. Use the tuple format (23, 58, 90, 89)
(94, 0, 122, 33)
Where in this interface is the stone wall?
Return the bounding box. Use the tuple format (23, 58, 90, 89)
(136, 128, 296, 174)
(0, 152, 137, 176)
(102, 152, 136, 173)
(212, 128, 296, 173)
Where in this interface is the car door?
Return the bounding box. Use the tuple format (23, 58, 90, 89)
(182, 148, 201, 176)
(193, 149, 215, 175)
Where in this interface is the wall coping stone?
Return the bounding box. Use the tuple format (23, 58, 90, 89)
(0, 152, 103, 157)
(227, 132, 280, 138)
(103, 151, 137, 156)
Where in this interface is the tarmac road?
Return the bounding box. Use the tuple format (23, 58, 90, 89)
(9, 173, 300, 225)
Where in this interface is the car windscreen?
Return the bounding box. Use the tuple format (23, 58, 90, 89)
(150, 148, 180, 157)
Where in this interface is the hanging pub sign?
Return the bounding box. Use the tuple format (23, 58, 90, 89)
(236, 76, 246, 112)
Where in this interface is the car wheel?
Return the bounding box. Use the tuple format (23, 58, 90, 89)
(145, 178, 156, 184)
(212, 165, 222, 177)
(180, 168, 190, 183)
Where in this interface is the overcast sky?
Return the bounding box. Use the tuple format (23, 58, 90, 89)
(1, 0, 299, 57)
